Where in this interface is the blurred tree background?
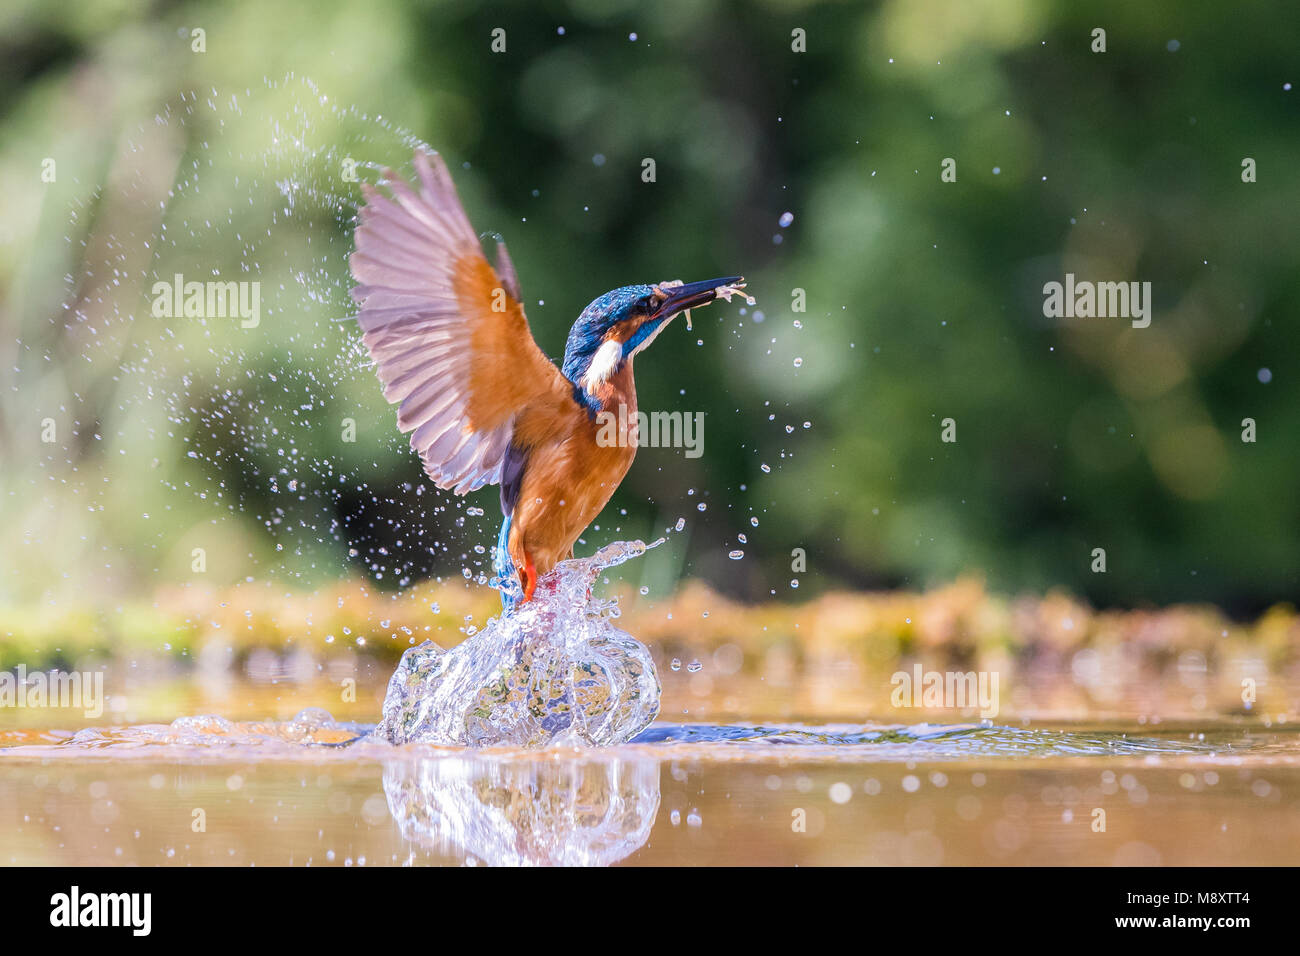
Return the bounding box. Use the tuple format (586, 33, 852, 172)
(1, 0, 1297, 618)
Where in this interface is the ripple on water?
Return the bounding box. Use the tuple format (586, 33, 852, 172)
(628, 722, 1240, 760)
(0, 708, 1276, 764)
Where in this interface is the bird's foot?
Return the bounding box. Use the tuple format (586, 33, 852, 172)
(522, 558, 537, 603)
(519, 561, 567, 605)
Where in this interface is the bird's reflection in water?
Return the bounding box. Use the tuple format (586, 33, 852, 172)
(382, 753, 660, 866)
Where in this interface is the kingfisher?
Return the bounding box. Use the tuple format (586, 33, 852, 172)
(349, 150, 746, 606)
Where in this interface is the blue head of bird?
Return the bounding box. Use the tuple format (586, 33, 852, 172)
(561, 276, 744, 411)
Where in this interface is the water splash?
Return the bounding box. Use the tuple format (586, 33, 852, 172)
(15, 74, 499, 608)
(376, 539, 663, 747)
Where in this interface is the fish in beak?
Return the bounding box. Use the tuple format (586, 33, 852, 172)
(652, 276, 752, 330)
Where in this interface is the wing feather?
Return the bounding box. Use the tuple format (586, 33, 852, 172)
(349, 150, 571, 495)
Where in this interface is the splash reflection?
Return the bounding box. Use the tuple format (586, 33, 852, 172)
(382, 753, 660, 866)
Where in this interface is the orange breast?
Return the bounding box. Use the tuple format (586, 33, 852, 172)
(508, 363, 638, 577)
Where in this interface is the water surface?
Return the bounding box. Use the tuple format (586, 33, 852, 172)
(3, 709, 1296, 865)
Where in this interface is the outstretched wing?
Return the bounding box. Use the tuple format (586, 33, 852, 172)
(349, 150, 571, 494)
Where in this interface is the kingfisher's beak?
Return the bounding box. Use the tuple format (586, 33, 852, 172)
(651, 276, 745, 323)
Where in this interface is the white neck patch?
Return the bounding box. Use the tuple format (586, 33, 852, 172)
(582, 339, 624, 393)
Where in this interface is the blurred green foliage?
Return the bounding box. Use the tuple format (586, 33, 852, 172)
(1, 0, 1297, 615)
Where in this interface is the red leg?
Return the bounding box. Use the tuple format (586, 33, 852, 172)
(521, 557, 538, 603)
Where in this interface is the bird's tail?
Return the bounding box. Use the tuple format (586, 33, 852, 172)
(493, 515, 521, 610)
